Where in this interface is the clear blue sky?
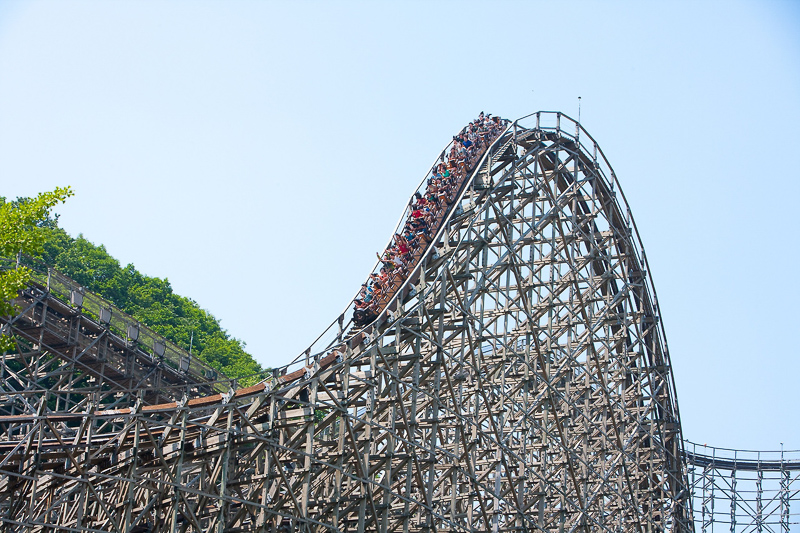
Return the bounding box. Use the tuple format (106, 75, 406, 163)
(1, 0, 798, 451)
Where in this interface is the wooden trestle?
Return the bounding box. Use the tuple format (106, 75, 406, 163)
(0, 112, 693, 532)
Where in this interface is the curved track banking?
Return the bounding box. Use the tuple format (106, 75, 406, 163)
(683, 442, 800, 531)
(2, 112, 695, 532)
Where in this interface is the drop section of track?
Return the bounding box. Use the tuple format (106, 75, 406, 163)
(352, 113, 509, 328)
(275, 113, 511, 385)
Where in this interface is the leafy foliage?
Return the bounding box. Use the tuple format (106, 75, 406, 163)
(0, 187, 74, 259)
(1, 189, 265, 383)
(0, 187, 73, 349)
(38, 225, 266, 382)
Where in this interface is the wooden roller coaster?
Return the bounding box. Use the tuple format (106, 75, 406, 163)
(2, 112, 793, 532)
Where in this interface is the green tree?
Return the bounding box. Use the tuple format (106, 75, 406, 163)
(1, 188, 266, 382)
(0, 187, 73, 348)
(38, 216, 265, 382)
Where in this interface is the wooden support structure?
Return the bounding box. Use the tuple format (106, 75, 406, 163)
(0, 111, 736, 532)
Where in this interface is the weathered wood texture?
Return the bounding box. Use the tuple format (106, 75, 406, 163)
(0, 112, 695, 532)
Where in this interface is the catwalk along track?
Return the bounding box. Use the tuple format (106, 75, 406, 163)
(1, 112, 694, 532)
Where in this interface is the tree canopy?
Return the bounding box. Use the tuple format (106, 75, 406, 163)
(0, 187, 73, 348)
(39, 226, 266, 382)
(2, 188, 265, 382)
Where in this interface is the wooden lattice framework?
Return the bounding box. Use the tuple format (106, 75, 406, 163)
(0, 112, 693, 532)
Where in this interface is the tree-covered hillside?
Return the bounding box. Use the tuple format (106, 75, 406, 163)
(0, 188, 73, 350)
(38, 222, 265, 382)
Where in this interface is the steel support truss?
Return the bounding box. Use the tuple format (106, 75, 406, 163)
(0, 112, 693, 532)
(685, 442, 800, 533)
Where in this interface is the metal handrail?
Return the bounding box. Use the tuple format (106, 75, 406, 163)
(684, 439, 800, 456)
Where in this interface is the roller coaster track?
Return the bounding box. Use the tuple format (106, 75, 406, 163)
(0, 111, 794, 532)
(683, 442, 800, 532)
